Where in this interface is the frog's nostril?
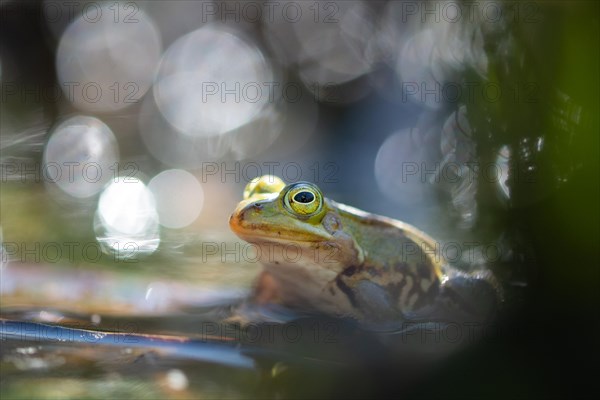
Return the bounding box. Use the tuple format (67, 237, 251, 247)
(232, 203, 263, 228)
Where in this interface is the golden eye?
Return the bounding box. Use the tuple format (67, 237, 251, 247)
(284, 183, 322, 216)
(243, 175, 285, 200)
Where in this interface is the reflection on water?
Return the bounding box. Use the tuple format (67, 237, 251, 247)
(1, 299, 492, 399)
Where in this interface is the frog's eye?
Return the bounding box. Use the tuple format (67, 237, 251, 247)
(243, 175, 285, 200)
(284, 183, 323, 216)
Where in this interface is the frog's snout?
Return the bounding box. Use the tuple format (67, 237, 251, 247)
(230, 202, 263, 232)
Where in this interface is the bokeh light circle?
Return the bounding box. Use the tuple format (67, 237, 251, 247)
(148, 169, 204, 229)
(56, 3, 161, 112)
(154, 25, 273, 137)
(374, 129, 434, 206)
(43, 115, 119, 198)
(95, 177, 160, 258)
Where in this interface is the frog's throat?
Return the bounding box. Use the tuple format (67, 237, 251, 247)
(235, 229, 365, 275)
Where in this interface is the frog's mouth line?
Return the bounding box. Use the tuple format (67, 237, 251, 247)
(231, 222, 332, 244)
(229, 213, 332, 244)
(232, 230, 330, 245)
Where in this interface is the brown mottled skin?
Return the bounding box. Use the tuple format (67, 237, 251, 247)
(230, 176, 499, 324)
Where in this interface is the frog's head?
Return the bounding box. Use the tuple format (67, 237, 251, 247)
(229, 175, 364, 275)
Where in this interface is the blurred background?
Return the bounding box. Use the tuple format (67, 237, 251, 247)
(0, 0, 598, 398)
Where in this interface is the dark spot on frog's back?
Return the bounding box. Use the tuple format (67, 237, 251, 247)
(336, 278, 358, 308)
(394, 262, 408, 273)
(341, 264, 380, 278)
(387, 280, 406, 300)
(341, 265, 358, 277)
(418, 262, 434, 278)
(414, 283, 439, 309)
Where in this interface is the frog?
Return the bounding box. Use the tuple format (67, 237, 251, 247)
(229, 175, 500, 326)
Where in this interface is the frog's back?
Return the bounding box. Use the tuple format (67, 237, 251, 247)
(333, 201, 444, 314)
